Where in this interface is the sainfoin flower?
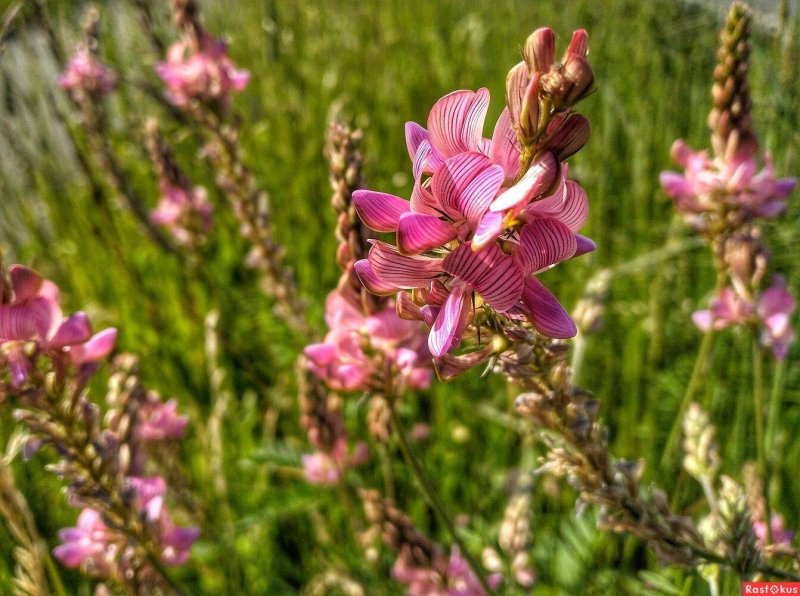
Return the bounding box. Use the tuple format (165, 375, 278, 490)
(693, 276, 795, 360)
(156, 31, 249, 108)
(301, 437, 368, 485)
(660, 140, 796, 232)
(304, 289, 432, 391)
(753, 514, 794, 547)
(393, 546, 502, 596)
(138, 398, 189, 442)
(59, 46, 116, 99)
(0, 265, 116, 385)
(151, 183, 213, 245)
(352, 86, 594, 358)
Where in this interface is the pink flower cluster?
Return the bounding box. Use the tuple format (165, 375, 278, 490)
(58, 47, 116, 99)
(661, 140, 796, 232)
(393, 546, 502, 596)
(753, 514, 795, 547)
(156, 32, 249, 108)
(54, 476, 200, 572)
(151, 182, 213, 245)
(353, 30, 595, 358)
(693, 276, 795, 359)
(0, 266, 116, 386)
(304, 290, 432, 392)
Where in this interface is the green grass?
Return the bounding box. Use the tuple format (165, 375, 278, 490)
(0, 0, 799, 593)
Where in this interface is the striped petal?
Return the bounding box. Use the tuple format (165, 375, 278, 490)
(353, 190, 409, 232)
(515, 218, 577, 275)
(472, 211, 504, 250)
(427, 88, 490, 158)
(48, 312, 92, 347)
(490, 152, 558, 212)
(505, 62, 529, 129)
(528, 180, 588, 232)
(9, 266, 43, 304)
(410, 178, 440, 216)
(405, 121, 429, 162)
(545, 114, 591, 161)
(521, 277, 576, 338)
(432, 152, 495, 220)
(397, 213, 457, 255)
(442, 243, 523, 312)
(367, 242, 443, 289)
(428, 283, 472, 357)
(412, 138, 441, 179)
(353, 259, 401, 296)
(489, 107, 521, 180)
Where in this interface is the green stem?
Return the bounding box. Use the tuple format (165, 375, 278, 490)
(388, 403, 492, 594)
(661, 329, 716, 468)
(752, 335, 772, 545)
(44, 552, 68, 596)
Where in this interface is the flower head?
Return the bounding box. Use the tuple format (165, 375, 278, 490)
(151, 183, 213, 245)
(59, 47, 116, 100)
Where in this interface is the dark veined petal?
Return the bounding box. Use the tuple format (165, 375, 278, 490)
(354, 259, 401, 296)
(397, 213, 457, 255)
(524, 27, 556, 72)
(515, 218, 577, 275)
(367, 242, 443, 289)
(456, 163, 505, 229)
(427, 89, 490, 158)
(471, 211, 504, 250)
(505, 62, 529, 129)
(521, 277, 577, 338)
(428, 283, 472, 357)
(353, 190, 409, 232)
(527, 179, 588, 232)
(489, 107, 521, 180)
(432, 152, 495, 221)
(442, 243, 523, 312)
(405, 121, 429, 162)
(410, 177, 441, 217)
(8, 265, 43, 304)
(545, 113, 591, 161)
(490, 152, 558, 212)
(412, 138, 441, 180)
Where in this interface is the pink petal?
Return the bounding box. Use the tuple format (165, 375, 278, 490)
(472, 211, 505, 250)
(545, 114, 591, 161)
(660, 171, 693, 198)
(566, 29, 589, 58)
(412, 139, 441, 180)
(442, 243, 523, 312)
(432, 152, 495, 221)
(304, 343, 337, 366)
(405, 121, 429, 162)
(353, 259, 401, 296)
(505, 62, 529, 129)
(70, 328, 117, 365)
(490, 152, 558, 212)
(428, 283, 472, 357)
(48, 312, 92, 347)
(397, 213, 457, 255)
(410, 177, 440, 216)
(9, 266, 43, 304)
(427, 89, 490, 158)
(515, 219, 577, 275)
(692, 310, 713, 331)
(774, 177, 797, 198)
(574, 235, 596, 256)
(455, 163, 506, 229)
(367, 242, 443, 289)
(521, 277, 576, 338)
(53, 543, 89, 568)
(489, 107, 521, 180)
(353, 190, 409, 232)
(524, 28, 555, 71)
(554, 180, 589, 232)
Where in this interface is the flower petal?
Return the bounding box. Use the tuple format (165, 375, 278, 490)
(489, 107, 521, 180)
(505, 62, 529, 129)
(9, 266, 43, 304)
(574, 235, 596, 257)
(405, 121, 429, 162)
(490, 152, 558, 212)
(70, 328, 117, 365)
(397, 213, 457, 255)
(515, 218, 577, 275)
(428, 283, 472, 357)
(545, 114, 591, 161)
(442, 243, 523, 312)
(353, 190, 409, 232)
(524, 28, 555, 72)
(48, 312, 92, 347)
(427, 88, 490, 158)
(521, 277, 576, 338)
(432, 152, 495, 220)
(367, 242, 443, 289)
(353, 259, 401, 296)
(472, 211, 504, 250)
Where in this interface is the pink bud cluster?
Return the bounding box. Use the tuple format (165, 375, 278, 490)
(54, 477, 199, 573)
(393, 546, 502, 596)
(58, 46, 117, 100)
(156, 31, 249, 109)
(693, 276, 795, 360)
(661, 141, 796, 233)
(151, 182, 213, 245)
(352, 29, 595, 363)
(304, 290, 432, 393)
(0, 265, 116, 386)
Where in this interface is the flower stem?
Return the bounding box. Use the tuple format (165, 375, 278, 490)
(661, 329, 716, 469)
(752, 334, 772, 545)
(388, 402, 492, 594)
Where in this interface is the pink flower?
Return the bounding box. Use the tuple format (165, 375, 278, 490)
(757, 276, 795, 360)
(138, 398, 189, 441)
(156, 32, 249, 108)
(53, 508, 119, 574)
(754, 514, 794, 546)
(59, 47, 116, 99)
(301, 438, 368, 485)
(151, 183, 213, 245)
(692, 287, 753, 331)
(0, 266, 116, 385)
(392, 546, 502, 596)
(661, 140, 796, 231)
(304, 290, 432, 391)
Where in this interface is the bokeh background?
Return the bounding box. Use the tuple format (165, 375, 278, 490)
(0, 0, 798, 593)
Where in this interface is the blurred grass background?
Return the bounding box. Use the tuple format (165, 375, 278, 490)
(0, 0, 798, 593)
